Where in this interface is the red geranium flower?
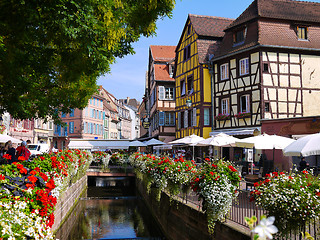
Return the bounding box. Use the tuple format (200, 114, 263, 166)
(46, 179, 56, 190)
(3, 154, 11, 160)
(20, 167, 27, 174)
(0, 174, 5, 181)
(28, 175, 38, 184)
(18, 156, 26, 161)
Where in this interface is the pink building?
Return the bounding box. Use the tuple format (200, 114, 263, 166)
(53, 93, 105, 149)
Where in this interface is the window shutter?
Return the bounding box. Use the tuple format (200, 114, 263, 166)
(159, 86, 165, 100)
(193, 108, 197, 126)
(184, 110, 188, 128)
(159, 112, 165, 126)
(178, 112, 181, 129)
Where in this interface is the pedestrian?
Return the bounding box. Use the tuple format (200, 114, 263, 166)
(4, 140, 16, 163)
(16, 141, 31, 161)
(299, 157, 309, 171)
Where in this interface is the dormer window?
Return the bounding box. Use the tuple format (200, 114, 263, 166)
(297, 26, 308, 40)
(233, 27, 246, 46)
(169, 64, 175, 78)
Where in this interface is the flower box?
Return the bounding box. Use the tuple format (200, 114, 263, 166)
(235, 112, 251, 119)
(214, 114, 230, 121)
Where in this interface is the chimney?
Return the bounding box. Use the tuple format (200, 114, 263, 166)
(126, 97, 130, 104)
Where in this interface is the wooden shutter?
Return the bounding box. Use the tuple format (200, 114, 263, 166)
(178, 112, 181, 129)
(159, 112, 165, 126)
(159, 86, 165, 100)
(184, 110, 188, 128)
(193, 108, 197, 126)
(246, 95, 250, 112)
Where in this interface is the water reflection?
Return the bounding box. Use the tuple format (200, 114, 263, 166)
(56, 186, 164, 240)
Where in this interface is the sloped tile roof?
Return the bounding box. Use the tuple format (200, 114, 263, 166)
(197, 40, 221, 63)
(154, 64, 174, 81)
(189, 14, 234, 38)
(227, 0, 320, 30)
(150, 45, 176, 62)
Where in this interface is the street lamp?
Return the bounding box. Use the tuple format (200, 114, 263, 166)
(186, 99, 192, 108)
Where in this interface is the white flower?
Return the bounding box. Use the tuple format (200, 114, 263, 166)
(252, 216, 278, 240)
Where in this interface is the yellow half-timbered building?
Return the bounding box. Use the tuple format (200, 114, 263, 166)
(174, 14, 233, 138)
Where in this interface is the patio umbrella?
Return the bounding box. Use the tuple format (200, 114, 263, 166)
(235, 133, 295, 173)
(169, 134, 205, 160)
(144, 138, 165, 146)
(129, 140, 147, 147)
(196, 133, 239, 147)
(283, 133, 320, 157)
(235, 133, 295, 150)
(0, 134, 22, 144)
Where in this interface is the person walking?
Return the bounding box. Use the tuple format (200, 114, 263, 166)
(4, 140, 16, 163)
(16, 141, 31, 161)
(299, 157, 309, 171)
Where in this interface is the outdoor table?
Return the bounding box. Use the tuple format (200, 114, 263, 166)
(244, 174, 261, 191)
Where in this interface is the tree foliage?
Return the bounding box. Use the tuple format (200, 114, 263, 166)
(0, 0, 175, 122)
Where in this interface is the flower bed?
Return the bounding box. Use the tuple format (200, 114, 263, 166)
(129, 153, 240, 234)
(190, 159, 241, 234)
(251, 171, 320, 236)
(0, 149, 93, 239)
(234, 112, 251, 119)
(129, 153, 197, 200)
(214, 113, 230, 121)
(91, 151, 111, 171)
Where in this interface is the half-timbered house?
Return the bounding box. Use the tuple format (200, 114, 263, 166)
(210, 0, 320, 167)
(147, 45, 176, 143)
(174, 14, 234, 138)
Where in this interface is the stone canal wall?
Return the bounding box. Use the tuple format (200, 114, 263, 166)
(136, 178, 250, 240)
(52, 175, 87, 232)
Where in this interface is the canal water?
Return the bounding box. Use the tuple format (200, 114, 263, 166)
(55, 176, 165, 240)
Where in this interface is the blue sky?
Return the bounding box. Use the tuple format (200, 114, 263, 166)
(97, 0, 320, 103)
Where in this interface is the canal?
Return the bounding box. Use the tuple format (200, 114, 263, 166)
(55, 176, 165, 240)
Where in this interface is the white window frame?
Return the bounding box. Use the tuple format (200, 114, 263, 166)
(240, 95, 250, 113)
(221, 98, 230, 115)
(220, 63, 229, 80)
(239, 58, 249, 76)
(165, 87, 174, 100)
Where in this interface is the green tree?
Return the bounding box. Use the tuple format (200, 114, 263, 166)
(0, 0, 175, 122)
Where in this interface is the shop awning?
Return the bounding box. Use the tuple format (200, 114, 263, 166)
(210, 127, 261, 137)
(68, 139, 131, 150)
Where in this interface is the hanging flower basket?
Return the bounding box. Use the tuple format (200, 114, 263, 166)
(235, 112, 251, 119)
(214, 113, 230, 121)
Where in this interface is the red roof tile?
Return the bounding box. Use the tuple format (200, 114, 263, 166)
(197, 40, 221, 63)
(189, 14, 234, 38)
(150, 45, 176, 62)
(154, 64, 174, 81)
(227, 0, 320, 30)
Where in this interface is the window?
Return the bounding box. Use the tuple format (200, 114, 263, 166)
(70, 109, 74, 117)
(240, 95, 250, 113)
(169, 64, 175, 78)
(180, 79, 186, 96)
(220, 63, 229, 80)
(188, 109, 193, 127)
(164, 112, 175, 126)
(61, 112, 66, 118)
(204, 108, 210, 126)
(297, 26, 308, 40)
(263, 63, 269, 73)
(265, 102, 270, 112)
(187, 76, 193, 95)
(192, 108, 197, 127)
(183, 45, 191, 61)
(221, 98, 230, 115)
(165, 87, 174, 100)
(233, 28, 246, 44)
(69, 121, 74, 134)
(239, 58, 249, 76)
